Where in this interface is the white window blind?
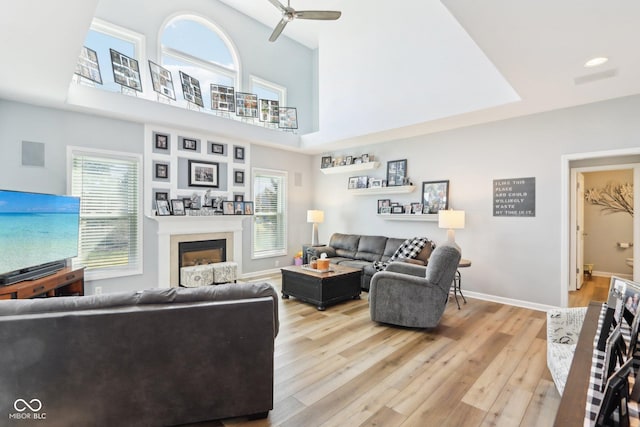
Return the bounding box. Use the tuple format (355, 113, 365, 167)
(69, 148, 142, 279)
(253, 169, 287, 258)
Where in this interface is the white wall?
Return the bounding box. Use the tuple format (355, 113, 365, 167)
(312, 95, 640, 307)
(584, 169, 634, 276)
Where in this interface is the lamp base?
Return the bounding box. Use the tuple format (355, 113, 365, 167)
(311, 223, 319, 246)
(446, 229, 461, 255)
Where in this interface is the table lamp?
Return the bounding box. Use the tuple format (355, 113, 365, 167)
(307, 210, 324, 246)
(438, 209, 465, 253)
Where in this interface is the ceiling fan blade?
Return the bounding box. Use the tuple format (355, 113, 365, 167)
(269, 18, 289, 42)
(295, 10, 341, 20)
(267, 0, 287, 13)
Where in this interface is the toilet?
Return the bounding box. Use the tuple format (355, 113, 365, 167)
(627, 258, 634, 268)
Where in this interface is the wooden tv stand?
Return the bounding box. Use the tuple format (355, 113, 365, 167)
(0, 267, 84, 300)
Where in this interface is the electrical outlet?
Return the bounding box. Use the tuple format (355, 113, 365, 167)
(275, 260, 280, 267)
(95, 286, 102, 295)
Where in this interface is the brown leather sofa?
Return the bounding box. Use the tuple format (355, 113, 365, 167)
(306, 233, 433, 291)
(0, 283, 278, 426)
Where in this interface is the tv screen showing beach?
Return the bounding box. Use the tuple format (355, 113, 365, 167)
(0, 190, 80, 276)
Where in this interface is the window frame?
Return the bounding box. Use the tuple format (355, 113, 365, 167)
(250, 75, 287, 105)
(159, 14, 241, 92)
(67, 146, 143, 281)
(252, 167, 288, 259)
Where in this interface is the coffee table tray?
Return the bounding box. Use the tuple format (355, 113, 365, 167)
(300, 264, 333, 273)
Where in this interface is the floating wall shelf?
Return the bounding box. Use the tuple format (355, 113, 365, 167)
(377, 214, 438, 222)
(348, 185, 415, 195)
(320, 161, 380, 175)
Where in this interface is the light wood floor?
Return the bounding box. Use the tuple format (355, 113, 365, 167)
(190, 276, 562, 427)
(568, 275, 610, 307)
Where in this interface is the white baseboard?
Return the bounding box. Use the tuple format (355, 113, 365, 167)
(592, 270, 633, 280)
(240, 268, 281, 281)
(461, 290, 558, 312)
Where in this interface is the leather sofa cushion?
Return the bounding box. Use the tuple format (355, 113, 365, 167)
(355, 235, 387, 262)
(339, 260, 373, 271)
(329, 233, 360, 259)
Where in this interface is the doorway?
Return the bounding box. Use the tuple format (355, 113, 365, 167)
(561, 150, 640, 307)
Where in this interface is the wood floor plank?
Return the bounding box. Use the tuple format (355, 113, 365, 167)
(520, 379, 562, 427)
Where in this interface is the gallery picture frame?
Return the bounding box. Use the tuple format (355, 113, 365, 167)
(235, 92, 258, 118)
(391, 205, 404, 214)
(243, 201, 254, 215)
(259, 99, 280, 123)
(155, 133, 169, 150)
(75, 46, 103, 85)
(170, 199, 186, 216)
(182, 138, 197, 151)
(211, 143, 224, 155)
(188, 160, 219, 188)
(210, 83, 235, 112)
(278, 107, 298, 129)
(345, 156, 353, 165)
(156, 199, 171, 216)
(370, 179, 383, 188)
(321, 156, 333, 168)
(234, 194, 244, 202)
(234, 201, 244, 214)
(222, 201, 235, 215)
(148, 60, 176, 100)
(179, 71, 204, 108)
(109, 48, 142, 92)
(422, 180, 450, 214)
(234, 146, 245, 160)
(386, 159, 407, 187)
(377, 199, 391, 214)
(155, 163, 169, 179)
(234, 170, 245, 184)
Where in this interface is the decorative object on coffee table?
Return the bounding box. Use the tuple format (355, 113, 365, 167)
(307, 210, 324, 246)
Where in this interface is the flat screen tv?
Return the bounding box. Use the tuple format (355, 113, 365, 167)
(0, 189, 80, 285)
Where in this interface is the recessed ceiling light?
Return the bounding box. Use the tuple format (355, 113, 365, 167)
(584, 57, 609, 68)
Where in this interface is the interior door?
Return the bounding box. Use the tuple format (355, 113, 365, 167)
(576, 173, 585, 290)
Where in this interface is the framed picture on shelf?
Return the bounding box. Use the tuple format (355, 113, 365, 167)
(210, 84, 235, 112)
(391, 205, 404, 214)
(243, 201, 254, 215)
(155, 191, 168, 202)
(411, 203, 424, 214)
(345, 156, 353, 165)
(362, 154, 370, 163)
(182, 138, 197, 151)
(321, 156, 333, 168)
(211, 143, 224, 154)
(370, 179, 383, 188)
(234, 201, 244, 215)
(278, 107, 298, 129)
(155, 163, 169, 179)
(422, 180, 449, 214)
(235, 92, 258, 118)
(356, 176, 368, 188)
(109, 49, 142, 92)
(377, 199, 391, 213)
(234, 170, 244, 184)
(148, 60, 175, 100)
(170, 199, 186, 216)
(348, 176, 359, 189)
(259, 99, 280, 123)
(179, 71, 204, 107)
(188, 160, 219, 188)
(353, 156, 362, 165)
(386, 159, 407, 186)
(234, 146, 245, 160)
(156, 200, 171, 216)
(155, 133, 168, 150)
(75, 46, 102, 85)
(222, 201, 235, 215)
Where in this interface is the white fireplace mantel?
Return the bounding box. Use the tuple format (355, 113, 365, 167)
(149, 215, 247, 287)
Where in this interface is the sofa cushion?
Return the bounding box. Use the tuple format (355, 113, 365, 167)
(339, 260, 373, 271)
(329, 257, 355, 265)
(381, 238, 405, 262)
(329, 233, 360, 258)
(355, 235, 387, 262)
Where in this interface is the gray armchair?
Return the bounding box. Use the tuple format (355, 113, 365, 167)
(369, 245, 461, 328)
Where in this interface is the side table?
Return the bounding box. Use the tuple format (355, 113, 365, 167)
(302, 243, 325, 264)
(451, 259, 471, 309)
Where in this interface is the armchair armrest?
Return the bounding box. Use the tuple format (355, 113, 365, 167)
(385, 262, 427, 278)
(306, 246, 337, 259)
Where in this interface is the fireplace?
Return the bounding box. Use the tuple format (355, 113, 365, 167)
(179, 239, 226, 270)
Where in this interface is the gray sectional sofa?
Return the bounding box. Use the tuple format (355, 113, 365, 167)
(0, 282, 278, 427)
(306, 233, 434, 291)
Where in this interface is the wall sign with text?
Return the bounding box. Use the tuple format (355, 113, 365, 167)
(493, 177, 535, 217)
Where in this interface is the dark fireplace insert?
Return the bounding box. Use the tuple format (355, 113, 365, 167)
(178, 239, 226, 276)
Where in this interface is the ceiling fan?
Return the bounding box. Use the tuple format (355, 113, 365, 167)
(267, 0, 341, 42)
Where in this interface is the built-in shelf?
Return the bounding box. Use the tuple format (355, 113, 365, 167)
(377, 214, 438, 222)
(348, 185, 415, 195)
(320, 161, 380, 174)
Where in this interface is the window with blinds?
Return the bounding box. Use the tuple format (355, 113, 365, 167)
(253, 168, 287, 258)
(68, 148, 142, 280)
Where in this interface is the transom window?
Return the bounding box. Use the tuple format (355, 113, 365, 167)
(251, 75, 287, 105)
(161, 16, 239, 108)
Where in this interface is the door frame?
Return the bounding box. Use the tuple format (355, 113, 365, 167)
(561, 148, 640, 308)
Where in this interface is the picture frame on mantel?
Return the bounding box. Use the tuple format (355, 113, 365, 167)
(188, 160, 219, 188)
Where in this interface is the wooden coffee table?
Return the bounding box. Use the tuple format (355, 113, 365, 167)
(280, 264, 362, 311)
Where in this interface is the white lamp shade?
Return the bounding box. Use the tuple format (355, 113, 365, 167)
(438, 210, 465, 229)
(307, 210, 324, 223)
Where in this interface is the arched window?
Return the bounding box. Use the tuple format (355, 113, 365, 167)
(161, 16, 239, 109)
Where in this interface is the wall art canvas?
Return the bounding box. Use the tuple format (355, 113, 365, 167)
(75, 46, 102, 84)
(235, 92, 258, 118)
(109, 49, 142, 92)
(179, 71, 204, 107)
(148, 60, 175, 100)
(210, 84, 235, 112)
(278, 107, 298, 129)
(259, 99, 280, 123)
